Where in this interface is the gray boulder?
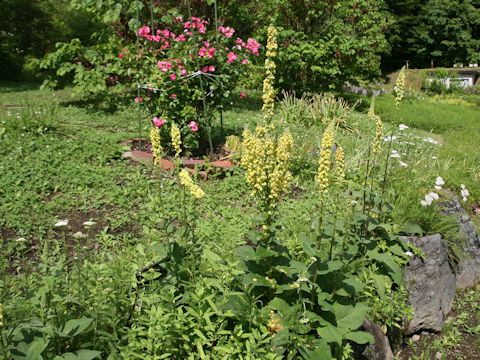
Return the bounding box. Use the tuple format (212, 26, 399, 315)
(361, 319, 395, 360)
(402, 234, 456, 333)
(440, 193, 480, 289)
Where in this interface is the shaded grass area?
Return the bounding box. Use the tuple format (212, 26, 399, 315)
(374, 94, 480, 201)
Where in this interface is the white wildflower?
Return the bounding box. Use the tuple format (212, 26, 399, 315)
(461, 184, 469, 202)
(15, 237, 26, 242)
(384, 136, 397, 142)
(399, 161, 408, 167)
(405, 251, 413, 257)
(432, 156, 438, 160)
(83, 221, 96, 227)
(435, 177, 445, 186)
(55, 220, 68, 227)
(391, 153, 401, 158)
(399, 124, 409, 131)
(428, 192, 439, 201)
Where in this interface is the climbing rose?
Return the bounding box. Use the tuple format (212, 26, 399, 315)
(188, 121, 198, 132)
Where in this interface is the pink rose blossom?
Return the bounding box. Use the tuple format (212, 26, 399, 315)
(242, 59, 249, 65)
(227, 51, 238, 64)
(118, 53, 123, 59)
(207, 47, 216, 58)
(135, 97, 143, 103)
(188, 121, 198, 132)
(240, 92, 246, 99)
(201, 66, 208, 73)
(172, 94, 177, 99)
(153, 116, 165, 127)
(181, 69, 187, 76)
(198, 47, 207, 57)
(170, 73, 177, 81)
(204, 41, 210, 47)
(209, 66, 215, 72)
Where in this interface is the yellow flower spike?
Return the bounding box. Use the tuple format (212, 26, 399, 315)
(395, 66, 406, 107)
(179, 169, 205, 199)
(368, 96, 375, 118)
(316, 123, 335, 195)
(241, 125, 294, 209)
(150, 127, 162, 165)
(372, 115, 384, 156)
(367, 96, 383, 157)
(0, 303, 3, 327)
(262, 25, 278, 124)
(170, 123, 182, 157)
(332, 143, 345, 184)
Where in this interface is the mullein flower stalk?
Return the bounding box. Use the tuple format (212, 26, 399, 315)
(179, 169, 205, 199)
(368, 96, 383, 158)
(241, 124, 294, 237)
(262, 25, 278, 124)
(316, 123, 335, 195)
(171, 123, 182, 158)
(150, 126, 163, 201)
(394, 66, 406, 107)
(332, 143, 345, 184)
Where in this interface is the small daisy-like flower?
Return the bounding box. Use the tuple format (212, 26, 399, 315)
(435, 176, 445, 186)
(55, 220, 69, 227)
(83, 221, 96, 227)
(399, 124, 409, 131)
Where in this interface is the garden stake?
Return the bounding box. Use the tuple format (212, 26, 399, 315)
(187, 0, 214, 157)
(135, 0, 142, 150)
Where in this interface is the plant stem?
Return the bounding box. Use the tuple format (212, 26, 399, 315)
(311, 198, 325, 308)
(379, 131, 394, 221)
(0, 330, 10, 360)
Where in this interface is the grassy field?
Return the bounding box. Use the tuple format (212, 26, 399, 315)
(0, 82, 479, 359)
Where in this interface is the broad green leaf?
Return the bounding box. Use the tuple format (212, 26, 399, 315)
(400, 223, 424, 235)
(62, 317, 93, 337)
(26, 340, 48, 360)
(236, 246, 255, 261)
(345, 330, 375, 344)
(60, 350, 102, 360)
(316, 323, 343, 345)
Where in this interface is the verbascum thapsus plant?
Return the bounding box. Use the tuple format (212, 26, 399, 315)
(150, 127, 162, 164)
(332, 143, 345, 184)
(262, 25, 278, 124)
(179, 169, 205, 199)
(241, 123, 294, 211)
(170, 123, 182, 157)
(316, 123, 335, 195)
(395, 66, 406, 107)
(368, 96, 383, 156)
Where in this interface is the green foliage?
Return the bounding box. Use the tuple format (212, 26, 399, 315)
(257, 0, 389, 92)
(383, 0, 480, 71)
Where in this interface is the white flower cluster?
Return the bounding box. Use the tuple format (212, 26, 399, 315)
(423, 137, 438, 145)
(384, 135, 397, 142)
(434, 176, 444, 190)
(421, 191, 439, 206)
(399, 124, 409, 131)
(461, 184, 469, 202)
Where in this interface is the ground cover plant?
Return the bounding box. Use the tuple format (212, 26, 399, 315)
(1, 32, 479, 360)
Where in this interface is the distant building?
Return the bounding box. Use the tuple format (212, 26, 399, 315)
(425, 67, 479, 88)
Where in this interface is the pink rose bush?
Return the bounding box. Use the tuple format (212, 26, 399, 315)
(131, 16, 260, 154)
